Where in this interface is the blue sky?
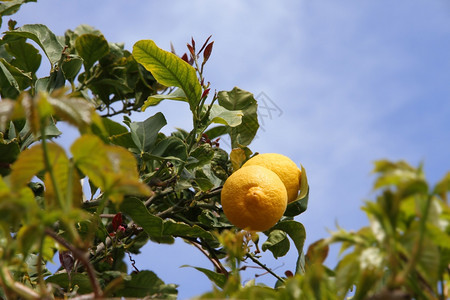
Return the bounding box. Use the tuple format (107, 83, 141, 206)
(3, 0, 450, 298)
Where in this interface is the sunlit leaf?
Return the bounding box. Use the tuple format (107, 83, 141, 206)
(133, 40, 202, 113)
(230, 148, 247, 172)
(71, 134, 152, 204)
(10, 142, 46, 188)
(47, 92, 98, 132)
(208, 104, 243, 127)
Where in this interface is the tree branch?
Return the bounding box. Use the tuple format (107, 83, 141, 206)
(44, 228, 103, 298)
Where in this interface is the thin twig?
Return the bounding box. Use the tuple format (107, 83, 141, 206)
(246, 253, 285, 283)
(44, 228, 103, 298)
(186, 239, 228, 275)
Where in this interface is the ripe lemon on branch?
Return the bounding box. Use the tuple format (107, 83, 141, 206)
(221, 165, 288, 231)
(242, 153, 302, 203)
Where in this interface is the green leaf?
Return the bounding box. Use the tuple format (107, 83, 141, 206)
(262, 229, 290, 258)
(121, 197, 215, 242)
(295, 251, 306, 274)
(6, 24, 64, 66)
(181, 265, 226, 288)
(10, 142, 47, 188)
(271, 220, 306, 256)
(163, 219, 215, 241)
(133, 40, 202, 113)
(71, 134, 152, 204)
(433, 171, 450, 197)
(0, 58, 20, 98)
(5, 38, 42, 74)
(0, 0, 36, 27)
(142, 88, 187, 111)
(0, 57, 32, 90)
(187, 144, 215, 169)
(0, 135, 20, 176)
(208, 104, 243, 127)
(130, 112, 167, 152)
(46, 93, 98, 132)
(120, 197, 164, 238)
(45, 273, 93, 294)
(149, 135, 188, 162)
(75, 33, 109, 70)
(114, 270, 177, 298)
(285, 166, 309, 217)
(61, 54, 83, 81)
(217, 87, 259, 147)
(203, 125, 228, 140)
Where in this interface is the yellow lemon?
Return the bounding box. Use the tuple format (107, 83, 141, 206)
(221, 165, 288, 231)
(242, 153, 301, 203)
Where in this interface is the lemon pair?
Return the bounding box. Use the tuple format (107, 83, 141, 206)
(221, 153, 301, 231)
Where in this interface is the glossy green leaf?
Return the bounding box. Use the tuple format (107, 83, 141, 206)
(284, 191, 309, 218)
(262, 229, 290, 258)
(218, 87, 259, 147)
(6, 24, 64, 66)
(285, 165, 309, 217)
(75, 33, 109, 70)
(133, 40, 202, 113)
(129, 112, 167, 152)
(181, 265, 226, 288)
(271, 220, 306, 256)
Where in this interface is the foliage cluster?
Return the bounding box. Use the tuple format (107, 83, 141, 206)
(0, 1, 449, 299)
